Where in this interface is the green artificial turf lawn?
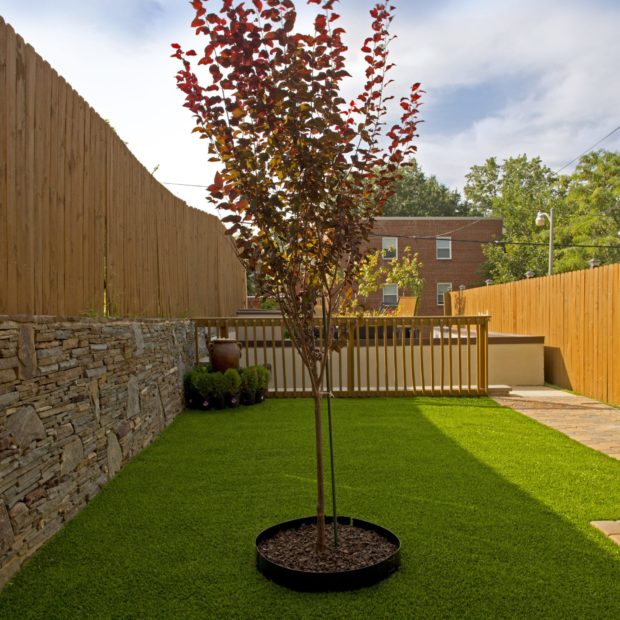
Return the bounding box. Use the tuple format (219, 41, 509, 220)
(1, 397, 620, 619)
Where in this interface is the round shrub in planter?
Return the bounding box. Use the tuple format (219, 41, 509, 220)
(192, 369, 227, 410)
(256, 365, 270, 403)
(185, 365, 212, 410)
(209, 372, 227, 409)
(241, 367, 258, 405)
(223, 368, 242, 408)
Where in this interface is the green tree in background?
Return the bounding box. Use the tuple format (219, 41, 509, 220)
(382, 161, 477, 217)
(464, 155, 563, 282)
(464, 151, 620, 282)
(560, 151, 620, 271)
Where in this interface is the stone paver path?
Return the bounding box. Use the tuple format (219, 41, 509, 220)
(492, 386, 620, 547)
(591, 521, 620, 547)
(492, 386, 620, 460)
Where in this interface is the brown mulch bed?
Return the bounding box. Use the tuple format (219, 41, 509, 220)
(257, 522, 397, 573)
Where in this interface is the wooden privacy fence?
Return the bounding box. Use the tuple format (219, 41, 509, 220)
(0, 17, 245, 317)
(446, 263, 620, 405)
(195, 316, 490, 397)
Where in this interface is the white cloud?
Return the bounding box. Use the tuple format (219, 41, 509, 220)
(1, 0, 618, 206)
(390, 0, 620, 188)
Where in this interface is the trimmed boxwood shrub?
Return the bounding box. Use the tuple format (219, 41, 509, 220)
(224, 368, 242, 408)
(256, 365, 270, 403)
(184, 364, 270, 410)
(184, 364, 211, 409)
(240, 367, 258, 406)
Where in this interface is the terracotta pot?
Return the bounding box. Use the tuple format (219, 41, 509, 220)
(208, 338, 242, 372)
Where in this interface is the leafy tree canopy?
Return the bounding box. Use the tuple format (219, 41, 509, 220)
(464, 151, 620, 282)
(341, 247, 423, 315)
(174, 0, 420, 551)
(561, 150, 620, 271)
(382, 160, 477, 217)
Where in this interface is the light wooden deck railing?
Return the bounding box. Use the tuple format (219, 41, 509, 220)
(194, 316, 490, 397)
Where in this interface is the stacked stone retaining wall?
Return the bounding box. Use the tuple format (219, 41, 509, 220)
(0, 316, 195, 587)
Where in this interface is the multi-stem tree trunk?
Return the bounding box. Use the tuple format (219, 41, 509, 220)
(312, 387, 326, 552)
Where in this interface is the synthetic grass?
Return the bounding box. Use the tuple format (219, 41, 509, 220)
(1, 397, 620, 619)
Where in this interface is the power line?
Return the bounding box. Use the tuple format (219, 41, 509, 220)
(434, 218, 486, 238)
(164, 124, 620, 189)
(162, 181, 209, 188)
(555, 124, 620, 174)
(369, 232, 620, 250)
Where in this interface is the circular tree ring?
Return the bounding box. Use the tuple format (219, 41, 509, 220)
(256, 516, 401, 591)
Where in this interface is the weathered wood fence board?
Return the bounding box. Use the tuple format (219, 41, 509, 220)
(195, 316, 490, 397)
(447, 264, 620, 405)
(0, 17, 245, 317)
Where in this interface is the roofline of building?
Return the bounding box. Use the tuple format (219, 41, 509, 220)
(375, 216, 503, 221)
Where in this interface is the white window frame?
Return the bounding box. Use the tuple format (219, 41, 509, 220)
(436, 282, 452, 306)
(382, 237, 398, 260)
(436, 237, 452, 260)
(383, 283, 399, 306)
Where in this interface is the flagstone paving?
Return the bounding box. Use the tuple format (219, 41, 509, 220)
(591, 520, 620, 547)
(492, 386, 620, 547)
(492, 386, 620, 461)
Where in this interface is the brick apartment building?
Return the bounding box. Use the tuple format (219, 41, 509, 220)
(365, 217, 503, 316)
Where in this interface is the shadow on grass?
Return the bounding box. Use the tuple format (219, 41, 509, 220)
(342, 398, 620, 618)
(0, 398, 619, 619)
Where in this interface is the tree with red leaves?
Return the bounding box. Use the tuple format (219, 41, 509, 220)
(173, 0, 420, 552)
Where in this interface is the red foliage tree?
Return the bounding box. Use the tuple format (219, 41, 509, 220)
(173, 0, 421, 551)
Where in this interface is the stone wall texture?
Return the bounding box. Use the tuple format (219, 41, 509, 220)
(0, 316, 195, 587)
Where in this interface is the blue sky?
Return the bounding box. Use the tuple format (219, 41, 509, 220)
(2, 0, 619, 212)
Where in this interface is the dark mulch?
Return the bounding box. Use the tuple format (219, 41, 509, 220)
(257, 522, 397, 573)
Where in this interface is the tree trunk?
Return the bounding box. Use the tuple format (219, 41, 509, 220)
(313, 388, 326, 553)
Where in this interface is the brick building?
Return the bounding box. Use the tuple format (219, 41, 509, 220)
(365, 217, 503, 316)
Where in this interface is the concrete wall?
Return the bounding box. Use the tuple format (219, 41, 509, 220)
(0, 316, 195, 587)
(488, 342, 544, 386)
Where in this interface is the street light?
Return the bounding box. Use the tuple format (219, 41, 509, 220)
(535, 208, 555, 275)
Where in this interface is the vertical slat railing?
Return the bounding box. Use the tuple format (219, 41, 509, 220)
(280, 316, 287, 393)
(429, 321, 436, 395)
(457, 318, 463, 396)
(419, 323, 426, 395)
(192, 315, 489, 397)
(467, 319, 472, 392)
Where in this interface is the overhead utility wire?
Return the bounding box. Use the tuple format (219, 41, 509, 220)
(165, 125, 620, 189)
(555, 124, 620, 174)
(369, 233, 620, 250)
(162, 181, 209, 188)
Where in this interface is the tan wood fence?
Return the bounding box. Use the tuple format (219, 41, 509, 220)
(446, 264, 620, 405)
(0, 17, 245, 318)
(195, 316, 490, 397)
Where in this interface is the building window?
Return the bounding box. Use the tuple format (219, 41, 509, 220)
(436, 237, 452, 260)
(383, 284, 399, 306)
(437, 282, 452, 306)
(382, 237, 397, 260)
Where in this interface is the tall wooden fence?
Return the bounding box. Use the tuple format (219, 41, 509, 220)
(446, 264, 620, 405)
(0, 17, 245, 317)
(195, 316, 490, 397)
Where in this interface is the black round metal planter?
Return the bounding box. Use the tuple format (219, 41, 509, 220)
(256, 515, 401, 592)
